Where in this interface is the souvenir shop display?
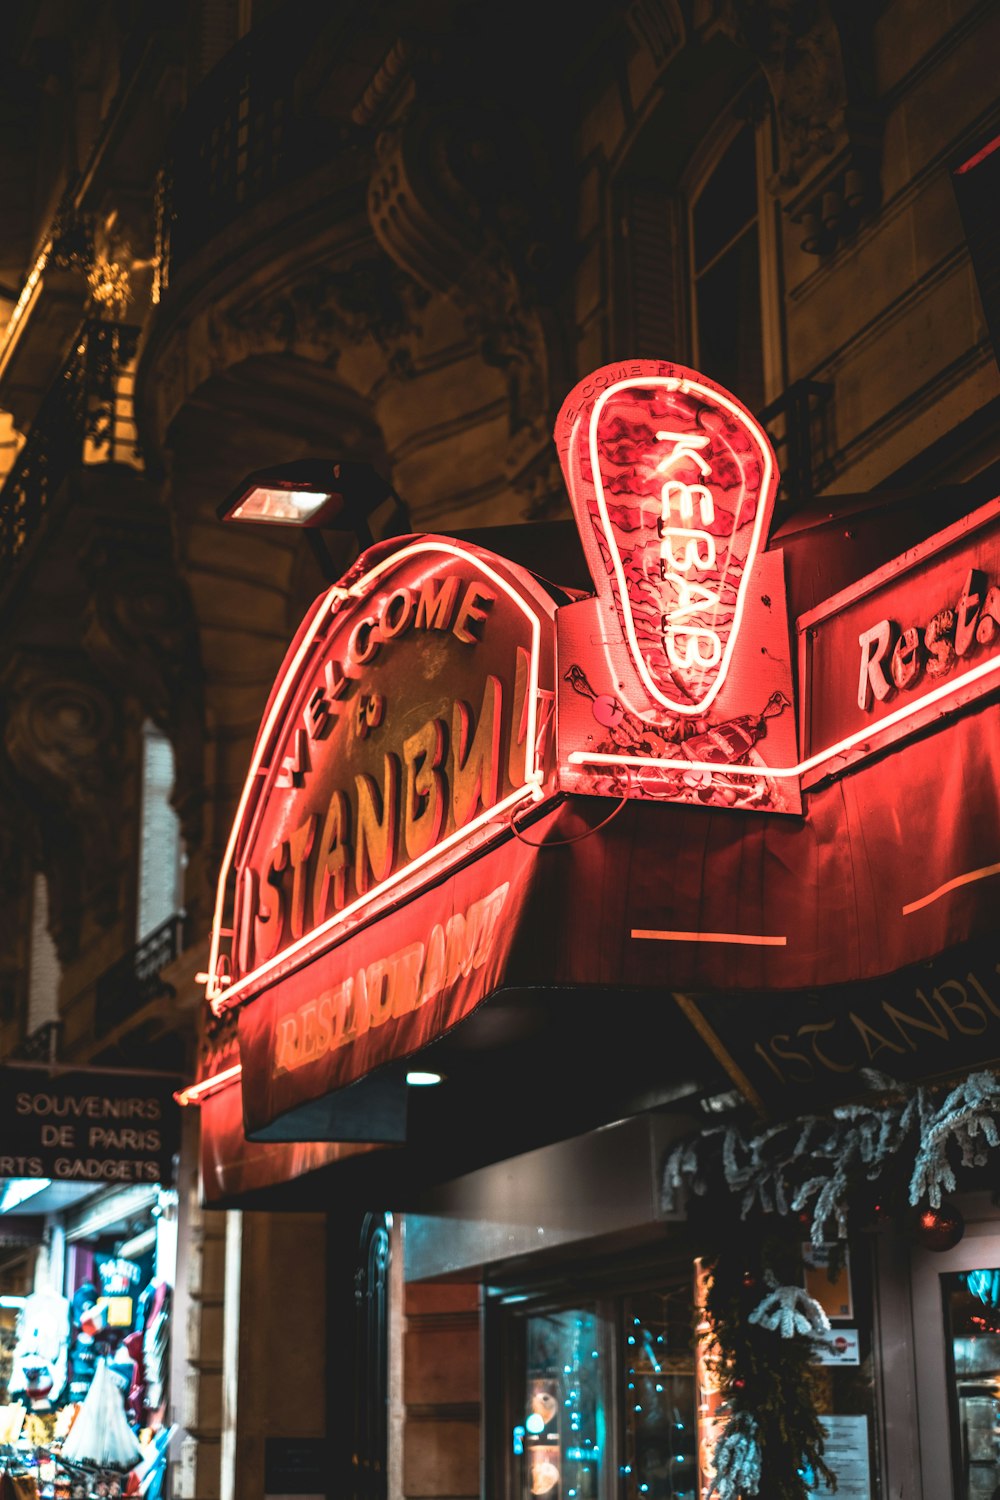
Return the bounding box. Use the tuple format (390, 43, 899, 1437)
(0, 1259, 173, 1499)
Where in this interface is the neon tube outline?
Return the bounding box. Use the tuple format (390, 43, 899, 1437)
(631, 929, 787, 946)
(188, 627, 1000, 1089)
(901, 859, 1000, 917)
(204, 540, 547, 1014)
(587, 376, 775, 718)
(174, 1064, 243, 1105)
(567, 647, 1000, 782)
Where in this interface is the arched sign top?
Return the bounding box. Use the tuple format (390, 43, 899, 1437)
(555, 360, 778, 716)
(204, 536, 557, 1012)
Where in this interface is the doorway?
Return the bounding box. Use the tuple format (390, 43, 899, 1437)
(912, 1201, 1000, 1499)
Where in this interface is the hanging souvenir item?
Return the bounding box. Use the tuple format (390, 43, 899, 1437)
(68, 1285, 101, 1402)
(137, 1284, 170, 1424)
(8, 1293, 70, 1412)
(60, 1359, 141, 1473)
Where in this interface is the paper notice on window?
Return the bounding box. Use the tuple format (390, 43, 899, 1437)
(813, 1327, 860, 1365)
(812, 1415, 871, 1498)
(802, 1242, 854, 1321)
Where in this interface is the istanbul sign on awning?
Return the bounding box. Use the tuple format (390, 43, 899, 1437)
(185, 359, 1000, 1143)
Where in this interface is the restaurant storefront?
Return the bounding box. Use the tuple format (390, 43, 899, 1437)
(181, 359, 1000, 1500)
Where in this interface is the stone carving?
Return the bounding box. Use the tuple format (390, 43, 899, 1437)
(228, 257, 430, 377)
(697, 0, 881, 251)
(1, 654, 124, 956)
(357, 39, 565, 444)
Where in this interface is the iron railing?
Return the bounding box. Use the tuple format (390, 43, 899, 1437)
(157, 6, 343, 289)
(94, 911, 185, 1037)
(758, 379, 833, 508)
(9, 1019, 63, 1064)
(0, 320, 140, 572)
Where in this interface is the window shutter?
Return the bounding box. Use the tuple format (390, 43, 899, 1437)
(620, 186, 688, 362)
(137, 725, 183, 942)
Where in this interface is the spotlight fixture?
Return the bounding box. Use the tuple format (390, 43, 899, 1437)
(218, 459, 409, 549)
(405, 1070, 444, 1087)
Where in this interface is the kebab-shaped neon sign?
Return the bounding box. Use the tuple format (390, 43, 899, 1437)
(555, 361, 777, 716)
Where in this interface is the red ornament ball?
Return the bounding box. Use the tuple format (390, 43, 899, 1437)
(914, 1200, 965, 1252)
(741, 1271, 756, 1289)
(732, 1378, 746, 1391)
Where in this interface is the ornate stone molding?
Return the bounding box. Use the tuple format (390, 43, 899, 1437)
(1, 653, 124, 956)
(357, 40, 565, 444)
(227, 256, 431, 378)
(697, 0, 882, 251)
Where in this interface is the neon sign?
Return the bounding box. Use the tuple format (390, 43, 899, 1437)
(857, 566, 1000, 710)
(272, 882, 510, 1077)
(555, 360, 777, 716)
(800, 496, 1000, 785)
(203, 539, 555, 1013)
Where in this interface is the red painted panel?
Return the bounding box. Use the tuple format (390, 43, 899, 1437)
(203, 535, 557, 1014)
(236, 822, 546, 1137)
(799, 497, 1000, 782)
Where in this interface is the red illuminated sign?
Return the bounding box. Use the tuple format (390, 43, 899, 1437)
(554, 360, 800, 814)
(800, 498, 1000, 784)
(202, 538, 556, 1014)
(555, 360, 777, 716)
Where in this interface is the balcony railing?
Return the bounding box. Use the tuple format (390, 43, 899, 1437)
(9, 1020, 63, 1064)
(157, 6, 343, 290)
(94, 912, 185, 1037)
(758, 379, 833, 508)
(0, 320, 140, 573)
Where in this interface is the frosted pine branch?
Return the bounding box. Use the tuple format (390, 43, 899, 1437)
(712, 1412, 762, 1500)
(748, 1272, 831, 1339)
(909, 1072, 1000, 1207)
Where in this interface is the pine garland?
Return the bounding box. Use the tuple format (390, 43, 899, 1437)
(664, 1069, 1000, 1499)
(664, 1069, 1000, 1244)
(700, 1228, 835, 1500)
(748, 1273, 830, 1340)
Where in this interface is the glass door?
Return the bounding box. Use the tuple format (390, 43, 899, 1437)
(519, 1306, 606, 1500)
(622, 1289, 697, 1499)
(498, 1284, 697, 1500)
(944, 1268, 1000, 1499)
(910, 1213, 1000, 1498)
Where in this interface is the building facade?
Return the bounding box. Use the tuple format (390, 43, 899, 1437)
(0, 1, 999, 1497)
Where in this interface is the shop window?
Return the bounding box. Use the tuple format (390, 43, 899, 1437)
(944, 1267, 1000, 1497)
(615, 99, 782, 411)
(136, 722, 184, 943)
(498, 1283, 696, 1500)
(617, 186, 688, 364)
(689, 120, 773, 414)
(521, 1306, 605, 1499)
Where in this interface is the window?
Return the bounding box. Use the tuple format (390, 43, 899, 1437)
(137, 722, 184, 942)
(27, 873, 60, 1035)
(496, 1281, 697, 1500)
(944, 1267, 1000, 1498)
(615, 95, 783, 411)
(689, 120, 775, 413)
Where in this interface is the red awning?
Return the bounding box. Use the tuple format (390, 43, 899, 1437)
(234, 695, 1000, 1140)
